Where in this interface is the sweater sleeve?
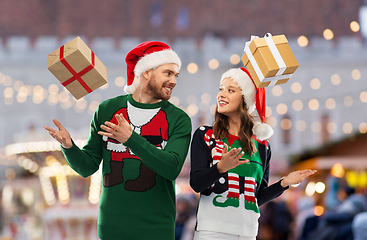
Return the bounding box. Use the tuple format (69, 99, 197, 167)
(61, 106, 103, 178)
(123, 112, 191, 181)
(257, 143, 288, 206)
(189, 127, 225, 193)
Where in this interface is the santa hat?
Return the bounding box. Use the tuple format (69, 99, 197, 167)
(124, 41, 181, 94)
(220, 67, 274, 141)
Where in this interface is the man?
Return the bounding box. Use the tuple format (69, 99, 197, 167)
(45, 41, 192, 239)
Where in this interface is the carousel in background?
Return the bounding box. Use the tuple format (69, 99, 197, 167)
(0, 128, 101, 240)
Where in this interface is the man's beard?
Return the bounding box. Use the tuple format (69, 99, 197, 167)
(146, 74, 173, 101)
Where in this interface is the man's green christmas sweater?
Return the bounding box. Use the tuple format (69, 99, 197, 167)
(61, 94, 192, 240)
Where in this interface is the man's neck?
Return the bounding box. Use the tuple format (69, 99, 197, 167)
(131, 90, 162, 104)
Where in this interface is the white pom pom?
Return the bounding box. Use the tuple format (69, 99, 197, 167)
(124, 77, 140, 94)
(252, 122, 274, 141)
(124, 84, 136, 94)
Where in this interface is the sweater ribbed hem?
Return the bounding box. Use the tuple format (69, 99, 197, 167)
(98, 225, 174, 240)
(197, 219, 258, 238)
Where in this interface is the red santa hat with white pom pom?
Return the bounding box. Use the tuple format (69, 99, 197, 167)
(124, 41, 182, 94)
(220, 67, 274, 141)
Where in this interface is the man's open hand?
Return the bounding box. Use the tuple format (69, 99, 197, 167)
(98, 113, 133, 143)
(44, 119, 73, 149)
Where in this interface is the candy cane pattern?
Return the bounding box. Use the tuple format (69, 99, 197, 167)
(212, 143, 223, 165)
(204, 129, 223, 165)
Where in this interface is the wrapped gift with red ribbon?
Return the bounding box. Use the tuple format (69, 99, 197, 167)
(47, 36, 108, 100)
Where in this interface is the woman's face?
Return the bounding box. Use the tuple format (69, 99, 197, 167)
(217, 77, 243, 117)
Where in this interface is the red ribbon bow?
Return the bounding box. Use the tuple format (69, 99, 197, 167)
(59, 45, 95, 93)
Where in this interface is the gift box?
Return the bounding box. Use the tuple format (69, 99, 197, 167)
(241, 34, 299, 88)
(47, 36, 108, 100)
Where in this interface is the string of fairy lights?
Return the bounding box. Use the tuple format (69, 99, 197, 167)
(1, 62, 366, 136)
(265, 72, 367, 135)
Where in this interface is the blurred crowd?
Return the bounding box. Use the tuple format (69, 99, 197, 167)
(174, 193, 198, 240)
(294, 188, 367, 240)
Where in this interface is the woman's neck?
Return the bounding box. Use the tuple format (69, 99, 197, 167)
(227, 115, 241, 136)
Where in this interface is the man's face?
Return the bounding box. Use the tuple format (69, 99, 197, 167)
(146, 63, 179, 101)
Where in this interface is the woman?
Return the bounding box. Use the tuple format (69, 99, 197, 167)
(190, 68, 316, 240)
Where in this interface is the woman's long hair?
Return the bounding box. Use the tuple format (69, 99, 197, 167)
(213, 97, 256, 155)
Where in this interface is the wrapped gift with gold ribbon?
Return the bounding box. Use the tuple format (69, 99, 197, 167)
(241, 33, 299, 88)
(47, 36, 108, 100)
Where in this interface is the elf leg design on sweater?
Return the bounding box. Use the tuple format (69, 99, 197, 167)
(213, 172, 240, 207)
(244, 177, 259, 213)
(102, 102, 168, 191)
